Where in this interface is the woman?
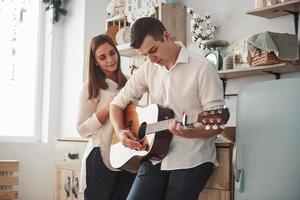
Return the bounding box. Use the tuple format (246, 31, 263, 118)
(77, 34, 135, 200)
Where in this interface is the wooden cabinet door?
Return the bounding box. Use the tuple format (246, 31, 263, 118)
(158, 3, 186, 44)
(56, 168, 73, 200)
(55, 139, 87, 200)
(72, 170, 84, 200)
(198, 145, 233, 200)
(205, 147, 232, 190)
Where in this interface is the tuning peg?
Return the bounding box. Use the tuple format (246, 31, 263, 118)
(218, 110, 222, 114)
(213, 124, 219, 130)
(217, 118, 221, 123)
(202, 119, 207, 123)
(219, 124, 225, 130)
(211, 110, 215, 114)
(205, 125, 211, 130)
(209, 118, 214, 123)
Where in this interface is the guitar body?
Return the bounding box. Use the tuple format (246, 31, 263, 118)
(110, 103, 174, 173)
(110, 103, 230, 173)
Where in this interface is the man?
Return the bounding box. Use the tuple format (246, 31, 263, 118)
(110, 17, 226, 200)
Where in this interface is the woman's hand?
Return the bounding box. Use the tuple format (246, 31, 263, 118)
(96, 95, 116, 124)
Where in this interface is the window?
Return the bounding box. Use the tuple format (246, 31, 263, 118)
(0, 1, 43, 142)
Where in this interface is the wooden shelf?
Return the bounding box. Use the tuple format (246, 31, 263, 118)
(218, 63, 300, 79)
(244, 1, 300, 81)
(246, 0, 300, 19)
(56, 137, 88, 142)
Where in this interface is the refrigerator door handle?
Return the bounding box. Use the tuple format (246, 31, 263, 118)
(232, 143, 241, 181)
(232, 143, 244, 192)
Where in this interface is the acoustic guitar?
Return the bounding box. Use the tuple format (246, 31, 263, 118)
(110, 103, 229, 173)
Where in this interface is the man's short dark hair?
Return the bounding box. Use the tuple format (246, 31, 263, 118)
(130, 17, 167, 49)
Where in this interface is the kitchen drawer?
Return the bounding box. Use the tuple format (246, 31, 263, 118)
(55, 139, 87, 170)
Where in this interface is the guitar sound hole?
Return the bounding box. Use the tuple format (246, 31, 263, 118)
(144, 144, 149, 151)
(138, 122, 147, 141)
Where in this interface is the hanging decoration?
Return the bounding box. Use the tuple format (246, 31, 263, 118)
(42, 0, 67, 24)
(0, 0, 28, 86)
(187, 7, 217, 50)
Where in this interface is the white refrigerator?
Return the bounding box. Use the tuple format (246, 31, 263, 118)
(234, 78, 300, 200)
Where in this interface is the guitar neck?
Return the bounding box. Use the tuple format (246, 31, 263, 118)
(145, 119, 174, 135)
(143, 106, 229, 135)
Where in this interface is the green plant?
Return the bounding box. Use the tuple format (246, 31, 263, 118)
(42, 0, 67, 24)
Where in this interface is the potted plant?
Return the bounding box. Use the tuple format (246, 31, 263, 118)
(42, 0, 67, 24)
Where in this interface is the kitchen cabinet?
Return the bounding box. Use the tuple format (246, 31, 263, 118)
(199, 127, 236, 200)
(55, 133, 235, 200)
(55, 138, 87, 200)
(199, 143, 234, 200)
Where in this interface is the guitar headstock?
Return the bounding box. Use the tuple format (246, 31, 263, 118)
(198, 107, 230, 130)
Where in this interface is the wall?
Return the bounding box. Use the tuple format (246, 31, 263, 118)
(177, 0, 300, 125)
(60, 0, 108, 138)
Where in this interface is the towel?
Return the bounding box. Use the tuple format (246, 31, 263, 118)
(247, 31, 298, 61)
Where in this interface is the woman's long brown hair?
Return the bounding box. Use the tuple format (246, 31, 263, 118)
(87, 34, 127, 99)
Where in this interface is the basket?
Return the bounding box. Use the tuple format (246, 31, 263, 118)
(247, 49, 284, 67)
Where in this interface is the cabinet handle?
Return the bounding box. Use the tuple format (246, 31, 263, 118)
(232, 143, 241, 182)
(64, 176, 71, 197)
(129, 64, 137, 75)
(68, 152, 79, 160)
(72, 177, 79, 199)
(232, 143, 244, 192)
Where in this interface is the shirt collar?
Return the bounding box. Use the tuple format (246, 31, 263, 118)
(152, 42, 189, 70)
(174, 41, 189, 65)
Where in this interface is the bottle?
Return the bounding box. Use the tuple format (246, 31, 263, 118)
(223, 55, 234, 70)
(254, 0, 265, 8)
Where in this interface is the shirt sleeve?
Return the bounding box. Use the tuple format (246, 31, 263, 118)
(111, 64, 149, 109)
(198, 62, 225, 111)
(76, 83, 102, 138)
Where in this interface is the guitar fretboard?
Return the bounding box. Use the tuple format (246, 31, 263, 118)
(145, 119, 174, 135)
